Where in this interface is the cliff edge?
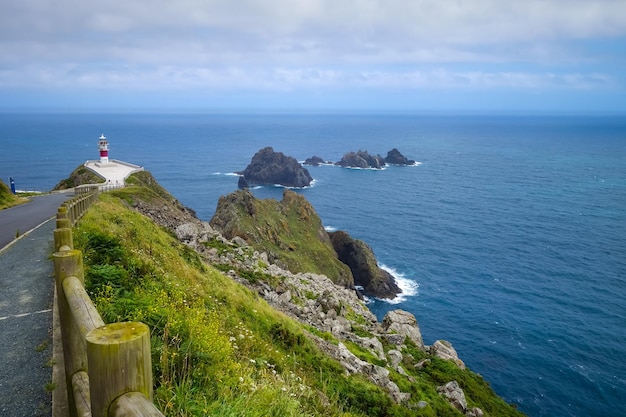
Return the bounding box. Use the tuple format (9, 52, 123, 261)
(74, 171, 526, 417)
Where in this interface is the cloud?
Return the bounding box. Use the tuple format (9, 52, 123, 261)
(0, 0, 624, 109)
(2, 0, 625, 63)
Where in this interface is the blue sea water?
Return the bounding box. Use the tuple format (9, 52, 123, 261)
(1, 113, 625, 417)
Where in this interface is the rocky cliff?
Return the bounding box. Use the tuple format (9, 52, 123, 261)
(209, 189, 401, 299)
(329, 231, 401, 299)
(238, 147, 313, 188)
(210, 189, 354, 287)
(102, 171, 526, 417)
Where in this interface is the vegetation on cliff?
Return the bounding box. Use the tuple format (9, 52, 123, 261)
(210, 189, 354, 287)
(72, 172, 525, 417)
(53, 164, 105, 190)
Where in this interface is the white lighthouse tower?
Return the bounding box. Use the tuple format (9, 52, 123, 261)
(98, 134, 109, 164)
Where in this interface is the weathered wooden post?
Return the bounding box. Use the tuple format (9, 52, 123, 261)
(54, 228, 74, 252)
(53, 249, 87, 417)
(86, 322, 153, 417)
(55, 208, 74, 251)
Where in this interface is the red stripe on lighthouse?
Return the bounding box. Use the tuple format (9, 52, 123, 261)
(100, 150, 109, 157)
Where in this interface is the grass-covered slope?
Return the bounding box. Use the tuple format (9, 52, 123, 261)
(210, 189, 353, 287)
(0, 179, 26, 210)
(73, 180, 526, 417)
(53, 164, 105, 190)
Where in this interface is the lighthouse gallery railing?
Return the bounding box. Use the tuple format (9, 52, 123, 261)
(53, 187, 164, 417)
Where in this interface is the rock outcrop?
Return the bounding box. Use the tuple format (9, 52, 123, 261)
(430, 340, 466, 369)
(303, 156, 327, 166)
(382, 309, 425, 349)
(53, 164, 105, 190)
(437, 381, 468, 413)
(238, 147, 313, 188)
(210, 189, 353, 287)
(112, 170, 525, 417)
(336, 150, 385, 169)
(384, 148, 416, 166)
(329, 231, 401, 299)
(437, 381, 484, 417)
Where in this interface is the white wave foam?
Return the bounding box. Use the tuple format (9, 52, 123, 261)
(225, 172, 241, 177)
(341, 166, 387, 171)
(324, 225, 337, 232)
(378, 264, 419, 304)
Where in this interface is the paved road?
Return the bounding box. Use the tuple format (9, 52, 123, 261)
(0, 192, 72, 416)
(0, 219, 56, 416)
(0, 192, 72, 251)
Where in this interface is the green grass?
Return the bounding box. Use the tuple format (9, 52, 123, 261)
(0, 179, 27, 210)
(214, 190, 353, 286)
(74, 194, 401, 416)
(73, 187, 526, 417)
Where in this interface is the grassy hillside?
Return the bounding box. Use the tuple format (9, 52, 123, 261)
(73, 180, 526, 417)
(210, 189, 353, 287)
(53, 164, 105, 190)
(0, 179, 26, 210)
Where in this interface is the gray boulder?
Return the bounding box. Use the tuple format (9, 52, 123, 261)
(381, 309, 425, 349)
(437, 380, 467, 413)
(429, 340, 466, 369)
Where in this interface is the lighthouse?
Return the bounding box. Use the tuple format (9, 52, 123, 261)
(98, 134, 109, 164)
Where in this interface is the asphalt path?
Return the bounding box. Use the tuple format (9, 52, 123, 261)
(0, 192, 72, 251)
(0, 220, 56, 416)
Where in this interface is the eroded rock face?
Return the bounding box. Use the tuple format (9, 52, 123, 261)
(381, 310, 425, 350)
(238, 147, 313, 188)
(329, 230, 401, 299)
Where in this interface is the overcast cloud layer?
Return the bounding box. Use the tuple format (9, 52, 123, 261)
(1, 0, 625, 112)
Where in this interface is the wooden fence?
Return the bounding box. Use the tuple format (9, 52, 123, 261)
(54, 189, 164, 417)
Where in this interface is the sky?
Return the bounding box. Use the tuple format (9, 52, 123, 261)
(1, 0, 625, 113)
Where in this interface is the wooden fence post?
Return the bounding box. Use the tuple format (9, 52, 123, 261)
(53, 249, 87, 417)
(86, 322, 153, 417)
(54, 227, 74, 252)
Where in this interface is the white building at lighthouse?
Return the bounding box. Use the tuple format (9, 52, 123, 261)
(84, 133, 143, 188)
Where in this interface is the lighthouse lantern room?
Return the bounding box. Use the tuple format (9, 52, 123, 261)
(98, 134, 109, 164)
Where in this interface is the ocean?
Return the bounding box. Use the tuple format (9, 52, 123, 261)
(1, 113, 625, 417)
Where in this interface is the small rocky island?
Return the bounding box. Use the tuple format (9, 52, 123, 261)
(237, 147, 416, 189)
(336, 150, 386, 169)
(304, 148, 416, 169)
(238, 147, 313, 188)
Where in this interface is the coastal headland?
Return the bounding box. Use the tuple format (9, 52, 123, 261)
(57, 167, 526, 417)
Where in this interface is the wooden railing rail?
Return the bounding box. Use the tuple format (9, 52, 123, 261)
(54, 188, 164, 417)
